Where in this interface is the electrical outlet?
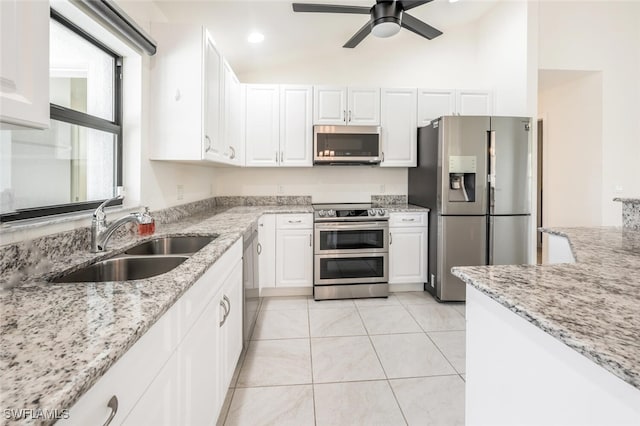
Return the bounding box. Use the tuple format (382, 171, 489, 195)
(277, 185, 284, 194)
(614, 185, 624, 194)
(380, 184, 385, 193)
(209, 183, 214, 196)
(177, 184, 184, 200)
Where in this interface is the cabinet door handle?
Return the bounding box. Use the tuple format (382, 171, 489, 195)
(275, 151, 279, 163)
(402, 218, 416, 222)
(348, 110, 352, 123)
(309, 233, 312, 247)
(229, 146, 236, 159)
(219, 299, 228, 326)
(205, 135, 212, 153)
(389, 232, 392, 245)
(103, 395, 118, 426)
(381, 152, 385, 162)
(343, 109, 346, 123)
(257, 242, 262, 255)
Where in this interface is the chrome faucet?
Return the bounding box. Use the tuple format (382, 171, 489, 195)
(91, 196, 153, 253)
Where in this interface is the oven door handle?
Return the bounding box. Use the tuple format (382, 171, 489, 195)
(314, 221, 388, 230)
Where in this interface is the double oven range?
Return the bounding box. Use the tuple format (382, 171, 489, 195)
(313, 203, 389, 300)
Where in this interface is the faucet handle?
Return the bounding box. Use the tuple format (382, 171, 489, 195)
(94, 195, 124, 220)
(136, 207, 154, 225)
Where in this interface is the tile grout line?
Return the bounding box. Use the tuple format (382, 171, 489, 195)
(354, 302, 409, 426)
(306, 296, 318, 426)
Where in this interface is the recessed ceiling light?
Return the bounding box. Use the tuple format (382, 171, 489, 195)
(247, 32, 265, 44)
(449, 0, 459, 2)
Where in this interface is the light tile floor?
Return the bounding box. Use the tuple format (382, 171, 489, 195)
(218, 291, 466, 426)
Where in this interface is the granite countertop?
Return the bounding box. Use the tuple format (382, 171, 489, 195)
(452, 226, 640, 391)
(379, 204, 430, 213)
(0, 205, 313, 420)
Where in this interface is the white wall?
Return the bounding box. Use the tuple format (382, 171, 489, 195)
(538, 70, 603, 227)
(538, 1, 640, 226)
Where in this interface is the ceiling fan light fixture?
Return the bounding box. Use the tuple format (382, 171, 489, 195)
(371, 20, 401, 38)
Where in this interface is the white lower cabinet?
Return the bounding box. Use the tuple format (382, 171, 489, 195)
(63, 241, 243, 426)
(275, 214, 313, 288)
(389, 213, 429, 285)
(258, 214, 277, 289)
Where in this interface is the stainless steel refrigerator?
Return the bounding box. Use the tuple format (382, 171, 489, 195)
(408, 116, 532, 301)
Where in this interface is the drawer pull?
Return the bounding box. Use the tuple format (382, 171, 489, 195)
(402, 218, 416, 222)
(288, 219, 302, 223)
(103, 395, 118, 426)
(389, 232, 392, 245)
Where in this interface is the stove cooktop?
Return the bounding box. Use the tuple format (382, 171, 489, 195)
(313, 203, 388, 221)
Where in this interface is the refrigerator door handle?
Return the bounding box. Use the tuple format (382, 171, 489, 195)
(488, 130, 496, 214)
(488, 216, 494, 265)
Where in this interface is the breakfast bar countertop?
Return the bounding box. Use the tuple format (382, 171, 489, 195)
(452, 226, 640, 391)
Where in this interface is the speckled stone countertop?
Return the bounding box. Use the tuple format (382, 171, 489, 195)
(452, 227, 640, 391)
(0, 205, 313, 422)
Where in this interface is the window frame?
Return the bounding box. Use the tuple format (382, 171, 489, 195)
(0, 9, 124, 223)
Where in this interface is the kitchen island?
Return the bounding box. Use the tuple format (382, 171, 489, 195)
(453, 227, 640, 425)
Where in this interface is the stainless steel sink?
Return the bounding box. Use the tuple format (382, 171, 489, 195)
(124, 236, 217, 255)
(51, 256, 189, 283)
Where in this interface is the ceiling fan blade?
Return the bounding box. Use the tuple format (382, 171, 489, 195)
(401, 12, 442, 40)
(399, 0, 434, 11)
(292, 3, 371, 14)
(343, 20, 373, 48)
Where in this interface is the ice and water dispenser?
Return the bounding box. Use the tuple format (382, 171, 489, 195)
(448, 156, 477, 202)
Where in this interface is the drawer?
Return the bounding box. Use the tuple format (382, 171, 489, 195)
(389, 212, 428, 228)
(276, 213, 313, 229)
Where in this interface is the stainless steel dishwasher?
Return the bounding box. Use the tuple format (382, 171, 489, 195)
(243, 222, 260, 347)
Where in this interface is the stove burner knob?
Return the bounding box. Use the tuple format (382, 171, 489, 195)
(377, 209, 386, 216)
(318, 210, 326, 217)
(327, 209, 336, 217)
(368, 209, 376, 216)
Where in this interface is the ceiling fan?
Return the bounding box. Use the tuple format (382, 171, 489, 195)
(291, 0, 443, 48)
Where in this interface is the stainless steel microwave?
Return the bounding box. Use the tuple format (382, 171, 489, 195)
(313, 125, 381, 165)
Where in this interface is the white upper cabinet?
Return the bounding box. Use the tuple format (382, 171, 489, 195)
(456, 89, 494, 116)
(280, 85, 313, 166)
(150, 25, 219, 162)
(245, 84, 313, 167)
(417, 89, 456, 127)
(313, 86, 346, 125)
(223, 60, 242, 165)
(149, 24, 240, 166)
(380, 88, 417, 167)
(0, 0, 49, 129)
(203, 31, 223, 162)
(348, 87, 380, 125)
(418, 89, 494, 126)
(314, 86, 380, 125)
(244, 84, 280, 167)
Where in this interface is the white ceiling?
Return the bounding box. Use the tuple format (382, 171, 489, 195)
(152, 0, 501, 76)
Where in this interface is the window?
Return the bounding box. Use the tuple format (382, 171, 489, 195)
(0, 10, 123, 222)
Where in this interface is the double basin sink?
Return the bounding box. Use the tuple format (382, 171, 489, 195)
(51, 236, 217, 283)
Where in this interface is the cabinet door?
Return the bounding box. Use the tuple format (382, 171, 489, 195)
(456, 90, 494, 116)
(244, 84, 280, 166)
(417, 89, 456, 127)
(280, 85, 313, 167)
(258, 214, 277, 289)
(389, 227, 428, 284)
(380, 88, 417, 167)
(0, 0, 49, 129)
(203, 30, 223, 161)
(223, 60, 242, 165)
(314, 86, 346, 125)
(347, 87, 380, 125)
(122, 351, 181, 426)
(219, 261, 244, 392)
(276, 228, 313, 288)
